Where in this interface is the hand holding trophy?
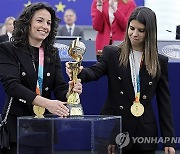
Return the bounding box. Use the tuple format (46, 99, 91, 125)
(67, 37, 86, 116)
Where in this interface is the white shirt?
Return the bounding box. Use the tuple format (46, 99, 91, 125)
(66, 24, 75, 36)
(133, 50, 143, 77)
(7, 31, 12, 41)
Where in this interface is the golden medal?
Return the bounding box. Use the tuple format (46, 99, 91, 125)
(130, 101, 144, 117)
(33, 105, 45, 118)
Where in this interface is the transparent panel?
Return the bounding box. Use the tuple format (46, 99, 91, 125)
(17, 115, 121, 154)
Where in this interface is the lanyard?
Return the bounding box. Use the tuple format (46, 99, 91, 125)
(129, 50, 144, 102)
(36, 47, 44, 95)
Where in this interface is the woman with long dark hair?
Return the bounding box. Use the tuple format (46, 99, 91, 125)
(67, 7, 175, 154)
(0, 2, 82, 154)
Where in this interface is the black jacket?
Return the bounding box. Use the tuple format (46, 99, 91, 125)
(78, 45, 175, 150)
(0, 42, 68, 142)
(0, 34, 8, 43)
(57, 25, 84, 39)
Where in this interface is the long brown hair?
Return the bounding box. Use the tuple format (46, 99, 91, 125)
(119, 7, 160, 78)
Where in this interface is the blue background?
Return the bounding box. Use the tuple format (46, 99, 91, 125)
(0, 0, 144, 25)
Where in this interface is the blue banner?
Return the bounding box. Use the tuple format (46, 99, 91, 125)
(0, 0, 144, 25)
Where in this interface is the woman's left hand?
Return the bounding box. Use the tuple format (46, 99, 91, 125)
(69, 79, 82, 95)
(164, 147, 175, 154)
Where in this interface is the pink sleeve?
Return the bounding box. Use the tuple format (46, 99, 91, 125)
(91, 0, 104, 32)
(114, 0, 136, 31)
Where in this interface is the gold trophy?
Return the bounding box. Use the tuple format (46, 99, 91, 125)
(67, 37, 86, 116)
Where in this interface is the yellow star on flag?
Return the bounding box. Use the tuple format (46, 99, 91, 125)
(24, 1, 31, 7)
(55, 2, 66, 12)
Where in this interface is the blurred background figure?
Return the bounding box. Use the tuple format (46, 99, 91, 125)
(176, 25, 180, 39)
(0, 25, 6, 35)
(0, 16, 15, 43)
(91, 0, 136, 61)
(57, 9, 84, 39)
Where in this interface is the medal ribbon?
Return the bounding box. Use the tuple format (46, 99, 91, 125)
(129, 51, 144, 102)
(36, 47, 44, 95)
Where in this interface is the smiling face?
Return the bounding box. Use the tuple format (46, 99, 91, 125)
(28, 9, 51, 47)
(128, 19, 146, 51)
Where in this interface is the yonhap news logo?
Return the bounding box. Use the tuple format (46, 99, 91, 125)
(115, 132, 180, 148)
(115, 132, 130, 148)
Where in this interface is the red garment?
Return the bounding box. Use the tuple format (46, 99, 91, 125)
(91, 0, 136, 54)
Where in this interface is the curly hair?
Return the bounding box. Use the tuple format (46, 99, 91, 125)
(12, 2, 60, 53)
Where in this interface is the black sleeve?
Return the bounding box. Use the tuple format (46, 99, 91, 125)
(53, 51, 68, 101)
(0, 42, 37, 105)
(78, 45, 113, 83)
(156, 55, 175, 148)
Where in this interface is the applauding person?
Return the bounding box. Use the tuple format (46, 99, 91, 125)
(91, 0, 136, 60)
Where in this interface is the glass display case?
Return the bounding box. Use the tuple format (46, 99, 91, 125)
(17, 115, 121, 154)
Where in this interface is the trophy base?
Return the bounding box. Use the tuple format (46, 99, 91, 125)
(66, 104, 84, 116)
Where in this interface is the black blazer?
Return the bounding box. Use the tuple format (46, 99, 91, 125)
(0, 42, 68, 142)
(0, 34, 8, 43)
(79, 45, 175, 150)
(176, 25, 180, 39)
(57, 25, 84, 39)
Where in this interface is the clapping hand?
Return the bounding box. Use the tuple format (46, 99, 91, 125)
(109, 0, 118, 12)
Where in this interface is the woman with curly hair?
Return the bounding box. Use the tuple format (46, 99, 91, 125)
(0, 2, 82, 153)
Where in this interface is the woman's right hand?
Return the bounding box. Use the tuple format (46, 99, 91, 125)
(33, 95, 69, 117)
(46, 100, 69, 117)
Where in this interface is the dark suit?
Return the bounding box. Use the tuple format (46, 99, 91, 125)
(78, 45, 175, 150)
(0, 42, 68, 143)
(0, 34, 9, 43)
(176, 25, 180, 39)
(57, 25, 84, 39)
